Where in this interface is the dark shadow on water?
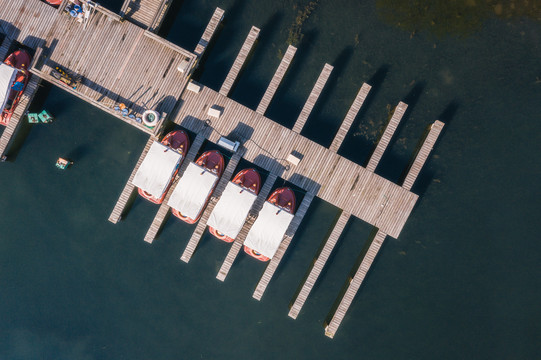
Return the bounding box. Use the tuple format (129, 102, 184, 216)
(157, 0, 186, 39)
(66, 144, 90, 162)
(339, 65, 390, 165)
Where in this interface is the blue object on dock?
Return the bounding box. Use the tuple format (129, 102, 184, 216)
(27, 113, 40, 123)
(38, 110, 53, 123)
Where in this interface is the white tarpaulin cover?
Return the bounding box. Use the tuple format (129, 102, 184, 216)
(0, 64, 17, 112)
(167, 162, 219, 220)
(243, 201, 294, 259)
(132, 141, 182, 198)
(207, 182, 257, 239)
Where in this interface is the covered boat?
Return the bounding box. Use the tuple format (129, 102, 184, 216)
(132, 140, 184, 205)
(208, 168, 261, 242)
(169, 151, 224, 224)
(244, 187, 296, 262)
(1, 49, 31, 126)
(137, 130, 190, 204)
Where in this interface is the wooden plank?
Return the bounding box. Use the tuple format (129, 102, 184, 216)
(402, 120, 445, 191)
(252, 192, 315, 301)
(144, 133, 206, 243)
(325, 230, 387, 338)
(255, 45, 296, 115)
(329, 83, 372, 153)
(366, 101, 408, 172)
(180, 151, 242, 262)
(219, 26, 260, 97)
(216, 173, 277, 281)
(194, 7, 225, 57)
(292, 63, 333, 133)
(288, 211, 350, 319)
(108, 136, 155, 223)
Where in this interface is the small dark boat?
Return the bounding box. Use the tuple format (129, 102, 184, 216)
(1, 49, 31, 126)
(244, 187, 296, 261)
(209, 168, 261, 242)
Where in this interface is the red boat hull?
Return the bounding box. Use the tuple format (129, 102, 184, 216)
(44, 0, 63, 6)
(138, 130, 190, 204)
(1, 49, 31, 126)
(209, 168, 261, 242)
(244, 187, 296, 262)
(172, 150, 225, 224)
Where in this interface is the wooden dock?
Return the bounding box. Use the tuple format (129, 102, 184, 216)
(402, 120, 445, 191)
(329, 83, 372, 153)
(253, 192, 315, 300)
(288, 211, 351, 319)
(325, 229, 387, 338)
(292, 63, 333, 134)
(143, 133, 206, 243)
(120, 0, 172, 32)
(219, 26, 260, 97)
(194, 8, 225, 58)
(180, 151, 243, 262)
(108, 137, 155, 224)
(255, 45, 297, 115)
(366, 101, 408, 172)
(216, 173, 278, 281)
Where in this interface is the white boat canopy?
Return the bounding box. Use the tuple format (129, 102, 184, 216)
(0, 64, 17, 112)
(207, 182, 257, 239)
(243, 201, 295, 260)
(167, 162, 219, 220)
(132, 141, 182, 198)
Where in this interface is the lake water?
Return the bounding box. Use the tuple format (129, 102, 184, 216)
(0, 0, 539, 358)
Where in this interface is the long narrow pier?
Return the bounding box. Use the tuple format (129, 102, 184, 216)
(255, 45, 297, 115)
(402, 120, 445, 191)
(329, 83, 372, 153)
(143, 133, 206, 243)
(219, 26, 260, 97)
(194, 8, 225, 58)
(108, 137, 155, 224)
(253, 192, 315, 301)
(120, 0, 171, 32)
(292, 64, 333, 134)
(0, 76, 41, 158)
(325, 229, 387, 338)
(180, 151, 243, 262)
(288, 211, 351, 319)
(216, 173, 278, 281)
(366, 101, 408, 172)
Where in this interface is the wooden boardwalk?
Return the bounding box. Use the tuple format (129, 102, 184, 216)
(402, 120, 445, 191)
(174, 85, 418, 239)
(0, 76, 41, 158)
(288, 211, 351, 319)
(292, 63, 333, 134)
(120, 0, 171, 32)
(194, 8, 225, 58)
(180, 151, 243, 262)
(255, 45, 297, 115)
(143, 133, 206, 243)
(108, 137, 155, 224)
(252, 192, 315, 301)
(219, 26, 260, 97)
(325, 229, 387, 338)
(366, 101, 408, 172)
(216, 173, 278, 281)
(329, 83, 372, 153)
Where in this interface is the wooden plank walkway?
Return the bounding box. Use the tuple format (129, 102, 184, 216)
(0, 76, 41, 158)
(402, 120, 445, 191)
(108, 136, 155, 224)
(120, 0, 171, 32)
(325, 229, 387, 338)
(216, 173, 278, 281)
(194, 7, 225, 58)
(365, 101, 408, 172)
(255, 45, 297, 115)
(288, 211, 351, 319)
(292, 63, 333, 134)
(143, 133, 206, 243)
(180, 151, 243, 262)
(219, 26, 260, 97)
(252, 192, 315, 301)
(329, 83, 372, 153)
